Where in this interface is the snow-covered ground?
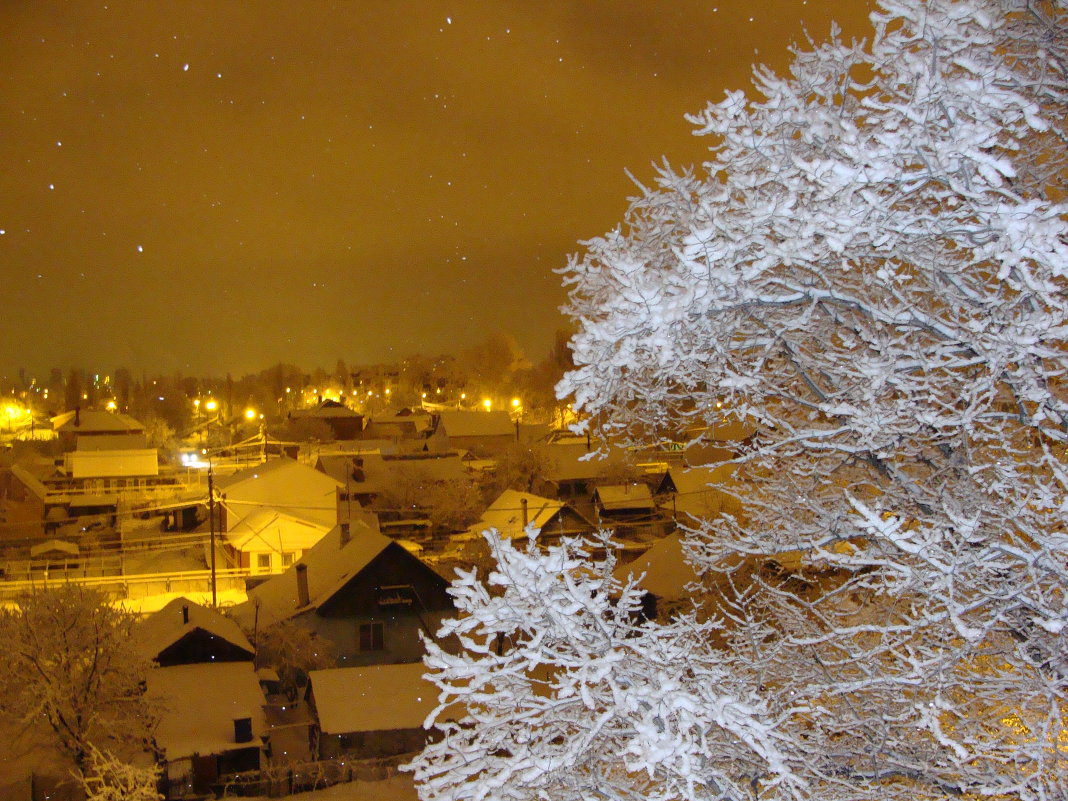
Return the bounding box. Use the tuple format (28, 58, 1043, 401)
(233, 774, 419, 801)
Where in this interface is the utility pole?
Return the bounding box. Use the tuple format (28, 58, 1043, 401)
(208, 463, 217, 608)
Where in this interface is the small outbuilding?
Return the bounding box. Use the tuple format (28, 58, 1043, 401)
(306, 663, 439, 759)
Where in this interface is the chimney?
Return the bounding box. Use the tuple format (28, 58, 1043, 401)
(233, 717, 252, 744)
(296, 563, 310, 607)
(521, 497, 528, 529)
(339, 521, 351, 548)
(182, 604, 189, 624)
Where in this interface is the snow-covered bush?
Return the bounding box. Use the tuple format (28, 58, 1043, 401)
(76, 745, 161, 801)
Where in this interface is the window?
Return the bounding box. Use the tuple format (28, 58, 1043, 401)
(256, 553, 271, 571)
(358, 622, 384, 651)
(281, 552, 296, 567)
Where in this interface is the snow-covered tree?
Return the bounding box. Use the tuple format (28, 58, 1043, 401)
(409, 531, 806, 801)
(415, 1, 1068, 800)
(0, 585, 156, 772)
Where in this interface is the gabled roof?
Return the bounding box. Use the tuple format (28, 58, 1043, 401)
(438, 410, 514, 438)
(612, 532, 698, 603)
(366, 411, 433, 431)
(134, 597, 254, 663)
(661, 464, 740, 521)
(309, 663, 442, 734)
(148, 662, 266, 761)
(290, 401, 363, 420)
(315, 454, 362, 485)
(322, 451, 469, 497)
(29, 539, 79, 558)
(52, 409, 144, 433)
(224, 508, 331, 553)
(472, 489, 589, 540)
(594, 483, 655, 511)
(229, 520, 394, 628)
(216, 457, 344, 529)
(216, 456, 327, 493)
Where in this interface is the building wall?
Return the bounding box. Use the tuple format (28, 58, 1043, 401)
(295, 608, 451, 667)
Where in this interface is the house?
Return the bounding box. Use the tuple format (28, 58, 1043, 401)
(7, 409, 182, 534)
(216, 457, 343, 533)
(361, 410, 435, 448)
(470, 489, 594, 543)
(136, 599, 266, 798)
(437, 410, 515, 455)
(656, 464, 742, 524)
(288, 400, 364, 440)
(148, 662, 268, 798)
(224, 508, 332, 576)
(228, 520, 455, 666)
(592, 483, 656, 519)
(541, 437, 633, 497)
(52, 408, 148, 452)
(134, 597, 255, 667)
(318, 450, 468, 506)
(612, 531, 699, 616)
(306, 663, 455, 759)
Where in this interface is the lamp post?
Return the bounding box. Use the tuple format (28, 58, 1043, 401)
(208, 459, 217, 608)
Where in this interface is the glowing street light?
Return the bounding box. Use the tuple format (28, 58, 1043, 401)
(205, 399, 218, 412)
(244, 408, 257, 420)
(482, 399, 492, 411)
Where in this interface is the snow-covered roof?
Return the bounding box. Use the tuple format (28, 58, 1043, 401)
(542, 440, 630, 482)
(438, 410, 514, 439)
(229, 520, 392, 628)
(148, 662, 266, 761)
(134, 597, 254, 663)
(612, 532, 698, 602)
(471, 489, 578, 540)
(224, 508, 330, 553)
(594, 483, 655, 511)
(52, 409, 144, 433)
(309, 663, 440, 734)
(290, 401, 362, 420)
(217, 457, 343, 529)
(315, 454, 361, 484)
(29, 539, 79, 557)
(366, 411, 433, 432)
(663, 464, 740, 521)
(321, 451, 469, 497)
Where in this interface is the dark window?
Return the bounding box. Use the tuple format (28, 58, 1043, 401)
(358, 621, 384, 651)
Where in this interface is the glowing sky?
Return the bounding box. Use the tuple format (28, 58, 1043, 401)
(0, 1, 872, 376)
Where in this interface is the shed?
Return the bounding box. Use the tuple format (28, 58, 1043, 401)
(307, 663, 450, 758)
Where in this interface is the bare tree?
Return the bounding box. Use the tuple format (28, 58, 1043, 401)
(0, 585, 155, 773)
(253, 619, 337, 699)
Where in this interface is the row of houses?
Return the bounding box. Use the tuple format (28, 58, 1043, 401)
(138, 515, 459, 796)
